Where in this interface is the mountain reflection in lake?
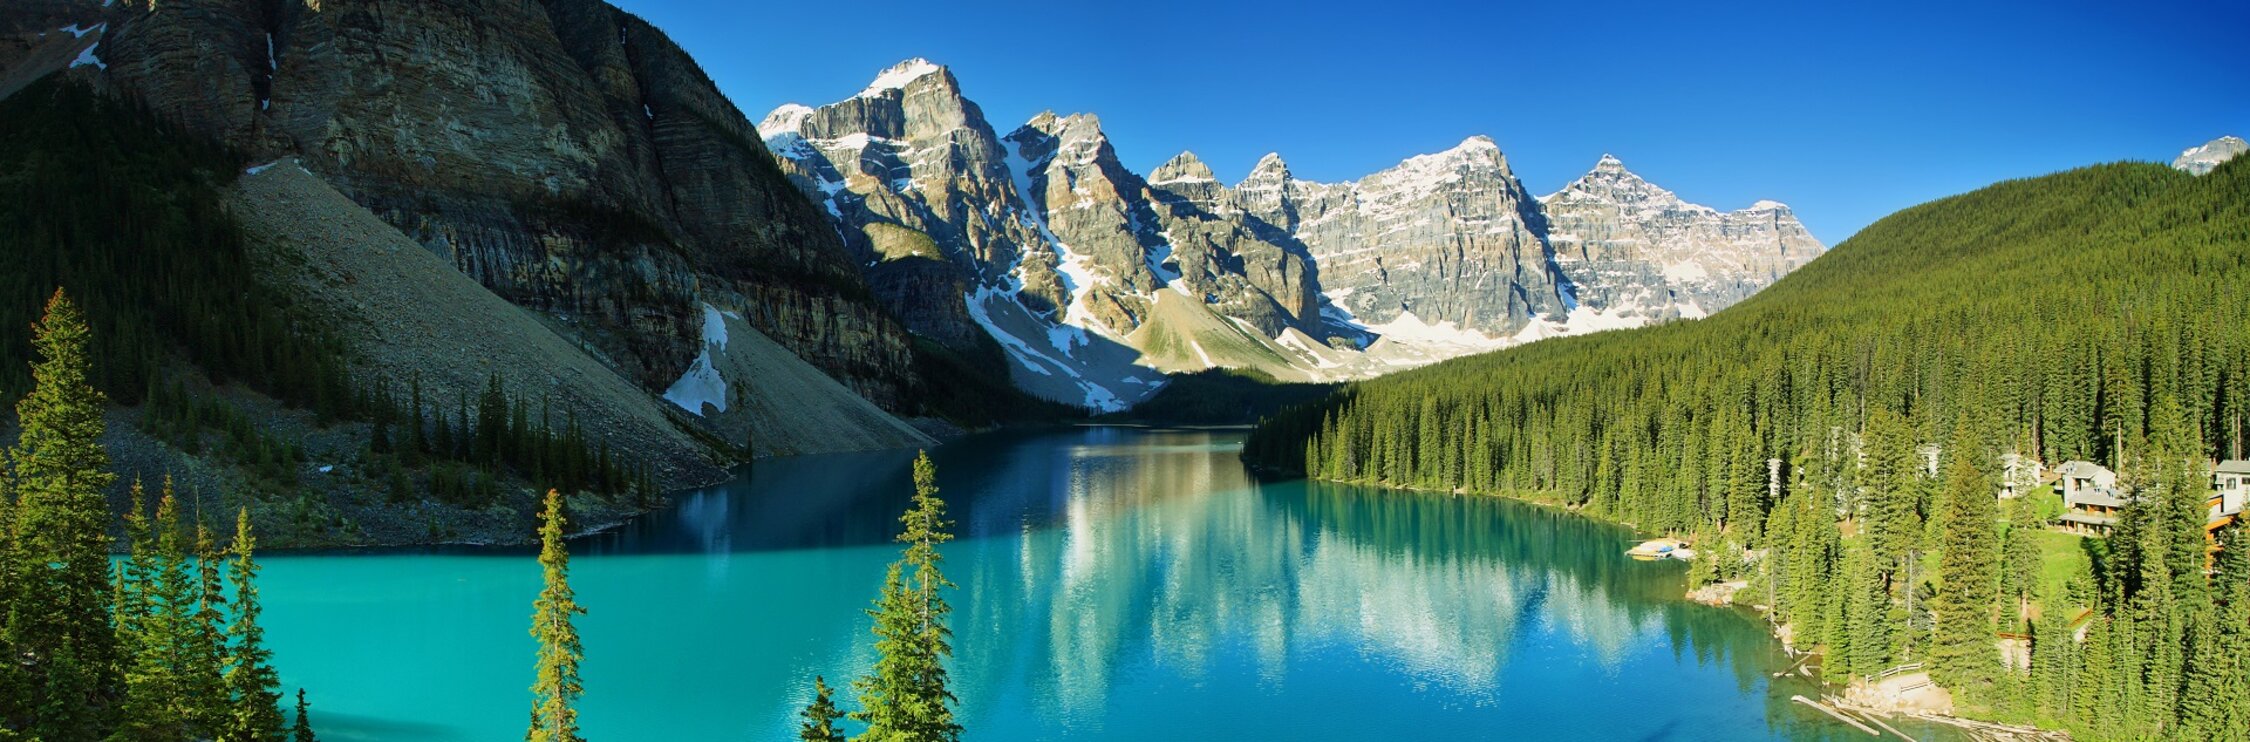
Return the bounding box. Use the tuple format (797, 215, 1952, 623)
(257, 428, 1928, 740)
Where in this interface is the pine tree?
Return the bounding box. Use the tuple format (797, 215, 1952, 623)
(112, 480, 155, 672)
(1721, 408, 1764, 542)
(526, 490, 586, 742)
(6, 289, 120, 738)
(222, 508, 286, 742)
(854, 563, 921, 741)
(2026, 593, 2069, 721)
(1861, 408, 1924, 572)
(2176, 602, 2230, 738)
(1998, 509, 2041, 631)
(1929, 432, 1999, 694)
(853, 451, 961, 742)
(1846, 540, 1893, 679)
(187, 522, 232, 736)
(2213, 525, 2250, 740)
(115, 485, 195, 739)
(292, 688, 316, 742)
(797, 676, 845, 742)
(408, 374, 429, 461)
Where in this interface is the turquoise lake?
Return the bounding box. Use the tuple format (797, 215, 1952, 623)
(254, 428, 1915, 740)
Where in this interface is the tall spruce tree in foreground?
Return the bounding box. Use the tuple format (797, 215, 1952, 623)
(527, 490, 586, 742)
(852, 451, 961, 742)
(5, 289, 120, 739)
(223, 507, 286, 741)
(189, 523, 233, 735)
(114, 484, 197, 739)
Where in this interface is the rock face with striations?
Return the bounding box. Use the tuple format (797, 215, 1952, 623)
(759, 59, 1825, 408)
(758, 59, 1037, 355)
(1143, 150, 1321, 335)
(762, 60, 1325, 408)
(1003, 111, 1167, 335)
(13, 0, 919, 410)
(1540, 154, 1823, 317)
(1234, 137, 1562, 336)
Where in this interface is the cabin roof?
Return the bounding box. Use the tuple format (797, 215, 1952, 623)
(2071, 488, 2129, 508)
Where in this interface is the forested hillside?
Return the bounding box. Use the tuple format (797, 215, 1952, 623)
(0, 79, 348, 412)
(1245, 157, 2250, 739)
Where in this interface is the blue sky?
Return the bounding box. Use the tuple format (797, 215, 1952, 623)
(613, 0, 2246, 245)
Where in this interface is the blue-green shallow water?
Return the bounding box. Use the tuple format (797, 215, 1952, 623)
(252, 428, 1921, 741)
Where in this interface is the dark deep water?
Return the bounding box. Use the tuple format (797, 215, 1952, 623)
(253, 427, 1935, 740)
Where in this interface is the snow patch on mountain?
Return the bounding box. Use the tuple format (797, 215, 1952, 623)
(663, 303, 731, 416)
(1362, 310, 1509, 351)
(70, 36, 105, 70)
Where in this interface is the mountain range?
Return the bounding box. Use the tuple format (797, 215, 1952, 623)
(0, 0, 2237, 547)
(759, 59, 1826, 409)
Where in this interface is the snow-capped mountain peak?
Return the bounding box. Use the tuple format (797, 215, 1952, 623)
(857, 58, 946, 98)
(1456, 134, 1501, 152)
(1376, 135, 1514, 191)
(2173, 135, 2247, 176)
(760, 63, 1822, 413)
(756, 103, 813, 138)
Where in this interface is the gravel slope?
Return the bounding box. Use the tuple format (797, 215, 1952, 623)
(687, 310, 935, 456)
(233, 160, 729, 488)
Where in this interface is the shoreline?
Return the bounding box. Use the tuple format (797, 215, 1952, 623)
(1281, 469, 2078, 741)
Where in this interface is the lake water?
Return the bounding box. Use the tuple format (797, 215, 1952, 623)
(255, 428, 1909, 740)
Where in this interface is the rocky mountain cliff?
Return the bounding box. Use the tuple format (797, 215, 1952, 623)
(1233, 137, 1563, 336)
(763, 60, 1826, 408)
(762, 61, 1324, 408)
(6, 0, 925, 419)
(1541, 154, 1823, 318)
